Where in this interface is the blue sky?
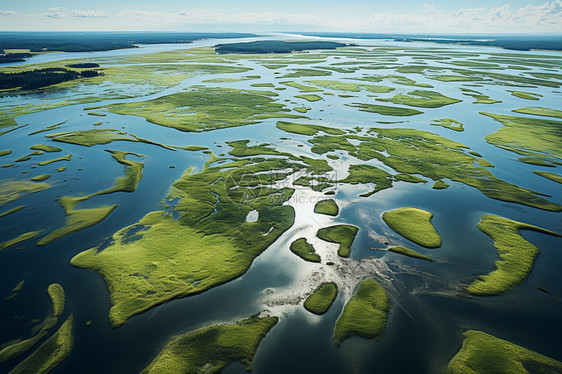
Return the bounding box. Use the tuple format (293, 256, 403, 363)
(1, 1, 561, 33)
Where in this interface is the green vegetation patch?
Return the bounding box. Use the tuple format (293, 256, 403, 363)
(518, 157, 554, 167)
(71, 157, 301, 326)
(38, 203, 117, 246)
(0, 180, 48, 207)
(227, 140, 286, 157)
(106, 87, 299, 132)
(388, 246, 432, 261)
(304, 282, 338, 314)
(317, 224, 359, 258)
(481, 112, 562, 159)
(295, 94, 323, 102)
(176, 145, 208, 152)
(0, 231, 41, 251)
(38, 151, 143, 245)
(47, 129, 170, 149)
(47, 283, 65, 317)
(338, 164, 393, 197)
(512, 106, 562, 119)
(0, 205, 25, 219)
(306, 79, 394, 93)
(141, 315, 278, 374)
(15, 151, 43, 162)
(433, 179, 449, 189)
(314, 199, 339, 216)
(333, 279, 388, 346)
(0, 150, 12, 157)
(251, 82, 275, 88)
(461, 89, 501, 104)
(430, 75, 483, 82)
(282, 69, 332, 78)
(347, 103, 423, 116)
(382, 207, 441, 248)
(37, 154, 72, 166)
(467, 215, 561, 296)
(280, 81, 322, 92)
(31, 174, 51, 182)
(30, 144, 62, 152)
(276, 121, 345, 136)
(9, 315, 73, 374)
(309, 127, 561, 211)
(509, 90, 542, 100)
(289, 238, 321, 263)
(448, 330, 562, 374)
(377, 90, 461, 108)
(533, 170, 562, 184)
(354, 75, 432, 88)
(0, 283, 67, 365)
(431, 118, 464, 132)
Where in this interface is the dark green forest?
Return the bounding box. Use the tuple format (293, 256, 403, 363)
(0, 68, 102, 90)
(0, 32, 256, 54)
(215, 41, 351, 54)
(0, 52, 33, 63)
(301, 33, 562, 51)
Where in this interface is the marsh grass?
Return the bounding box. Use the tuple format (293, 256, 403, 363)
(141, 316, 278, 373)
(448, 330, 562, 373)
(466, 215, 561, 296)
(304, 282, 338, 314)
(333, 279, 388, 346)
(317, 225, 359, 258)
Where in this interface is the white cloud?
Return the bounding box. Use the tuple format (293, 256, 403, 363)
(121, 8, 330, 26)
(0, 2, 561, 32)
(42, 9, 109, 19)
(366, 1, 562, 32)
(70, 10, 109, 18)
(43, 11, 66, 19)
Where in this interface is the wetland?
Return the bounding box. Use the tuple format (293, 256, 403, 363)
(1, 34, 561, 374)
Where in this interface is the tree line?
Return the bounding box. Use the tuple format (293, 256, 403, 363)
(0, 52, 33, 64)
(0, 68, 102, 90)
(215, 41, 351, 54)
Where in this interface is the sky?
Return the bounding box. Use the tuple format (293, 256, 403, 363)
(1, 0, 561, 34)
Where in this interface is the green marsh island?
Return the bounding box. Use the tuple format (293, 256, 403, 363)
(1, 31, 561, 374)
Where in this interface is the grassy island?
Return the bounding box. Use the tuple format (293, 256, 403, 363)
(0, 283, 66, 365)
(317, 224, 359, 258)
(71, 156, 303, 327)
(304, 282, 338, 314)
(0, 180, 49, 207)
(533, 170, 562, 184)
(47, 283, 65, 317)
(347, 103, 423, 116)
(9, 315, 73, 374)
(276, 121, 345, 136)
(481, 112, 562, 159)
(376, 90, 461, 108)
(388, 246, 432, 261)
(448, 330, 562, 373)
(382, 207, 441, 248)
(333, 279, 388, 346)
(106, 87, 301, 132)
(30, 144, 62, 153)
(141, 316, 278, 373)
(431, 118, 464, 132)
(466, 215, 561, 296)
(290, 238, 321, 262)
(314, 199, 339, 216)
(308, 128, 561, 211)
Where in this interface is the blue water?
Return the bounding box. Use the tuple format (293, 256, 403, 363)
(1, 35, 561, 373)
